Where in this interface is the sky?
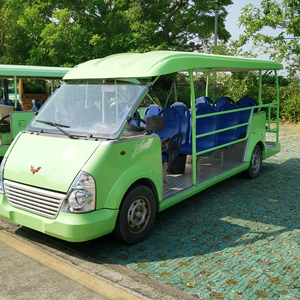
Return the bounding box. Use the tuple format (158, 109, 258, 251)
(224, 0, 287, 70)
(225, 0, 282, 49)
(225, 0, 252, 41)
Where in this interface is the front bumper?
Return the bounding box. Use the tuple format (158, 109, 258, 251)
(0, 194, 118, 242)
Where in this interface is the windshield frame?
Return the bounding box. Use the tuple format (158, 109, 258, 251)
(27, 79, 152, 140)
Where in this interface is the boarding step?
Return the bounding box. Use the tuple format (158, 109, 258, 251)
(266, 141, 277, 151)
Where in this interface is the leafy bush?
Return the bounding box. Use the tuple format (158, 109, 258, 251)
(279, 83, 300, 122)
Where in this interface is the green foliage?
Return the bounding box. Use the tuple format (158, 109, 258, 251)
(238, 0, 300, 76)
(261, 73, 290, 87)
(280, 83, 300, 122)
(0, 0, 233, 66)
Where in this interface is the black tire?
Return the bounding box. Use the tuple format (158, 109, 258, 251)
(113, 185, 157, 244)
(244, 144, 262, 179)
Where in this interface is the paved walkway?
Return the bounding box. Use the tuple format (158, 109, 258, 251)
(83, 124, 300, 300)
(0, 231, 144, 300)
(1, 124, 299, 300)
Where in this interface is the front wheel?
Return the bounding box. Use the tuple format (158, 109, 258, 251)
(244, 145, 262, 179)
(113, 185, 157, 244)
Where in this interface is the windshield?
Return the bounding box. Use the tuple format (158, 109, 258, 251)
(27, 79, 150, 139)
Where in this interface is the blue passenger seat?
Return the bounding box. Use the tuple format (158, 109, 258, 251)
(170, 102, 190, 146)
(38, 101, 44, 108)
(16, 101, 23, 111)
(7, 99, 14, 106)
(195, 96, 213, 106)
(1, 99, 8, 105)
(212, 96, 234, 112)
(130, 110, 141, 127)
(31, 100, 39, 111)
(235, 97, 258, 138)
(180, 105, 217, 155)
(218, 103, 239, 145)
(142, 104, 162, 126)
(154, 107, 183, 163)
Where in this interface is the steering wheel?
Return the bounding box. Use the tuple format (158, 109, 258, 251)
(0, 115, 10, 125)
(125, 116, 146, 132)
(130, 116, 146, 125)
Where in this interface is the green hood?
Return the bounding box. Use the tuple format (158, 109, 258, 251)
(4, 133, 100, 192)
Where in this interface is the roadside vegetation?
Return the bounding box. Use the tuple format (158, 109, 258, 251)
(0, 0, 299, 122)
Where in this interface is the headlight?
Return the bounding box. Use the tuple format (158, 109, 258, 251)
(61, 172, 96, 213)
(0, 157, 7, 194)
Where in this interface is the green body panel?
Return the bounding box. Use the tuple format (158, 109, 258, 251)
(1, 133, 10, 146)
(0, 112, 35, 157)
(244, 112, 280, 161)
(4, 133, 100, 192)
(0, 194, 118, 242)
(10, 111, 35, 139)
(81, 135, 163, 210)
(65, 51, 283, 80)
(0, 134, 162, 242)
(0, 145, 8, 156)
(245, 112, 267, 161)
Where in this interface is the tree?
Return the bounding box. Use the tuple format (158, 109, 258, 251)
(0, 0, 51, 64)
(0, 0, 233, 66)
(238, 0, 300, 76)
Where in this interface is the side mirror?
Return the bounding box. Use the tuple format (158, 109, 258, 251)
(144, 115, 165, 132)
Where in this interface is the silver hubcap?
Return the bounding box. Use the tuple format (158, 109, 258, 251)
(251, 150, 260, 173)
(127, 198, 149, 234)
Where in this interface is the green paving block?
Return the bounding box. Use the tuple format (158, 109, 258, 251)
(288, 288, 300, 297)
(243, 288, 257, 298)
(278, 294, 295, 300)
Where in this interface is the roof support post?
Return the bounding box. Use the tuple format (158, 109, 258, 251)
(14, 76, 17, 109)
(206, 72, 210, 97)
(258, 69, 262, 111)
(189, 69, 197, 186)
(275, 70, 280, 142)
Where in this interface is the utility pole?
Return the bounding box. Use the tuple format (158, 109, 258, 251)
(213, 1, 219, 91)
(214, 1, 218, 48)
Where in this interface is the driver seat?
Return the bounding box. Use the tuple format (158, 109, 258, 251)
(154, 107, 183, 182)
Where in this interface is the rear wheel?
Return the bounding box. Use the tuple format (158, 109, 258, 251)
(245, 145, 262, 179)
(113, 185, 156, 244)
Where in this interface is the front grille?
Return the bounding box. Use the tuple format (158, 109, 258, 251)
(4, 180, 66, 219)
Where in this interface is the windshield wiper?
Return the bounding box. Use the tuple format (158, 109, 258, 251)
(36, 120, 76, 139)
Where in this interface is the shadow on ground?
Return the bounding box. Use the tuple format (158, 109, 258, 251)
(16, 153, 300, 299)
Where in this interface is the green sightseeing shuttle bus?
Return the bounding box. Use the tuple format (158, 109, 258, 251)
(0, 52, 283, 244)
(0, 64, 71, 158)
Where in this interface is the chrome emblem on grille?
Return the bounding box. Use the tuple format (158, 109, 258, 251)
(30, 166, 41, 174)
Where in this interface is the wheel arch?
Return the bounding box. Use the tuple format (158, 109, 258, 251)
(244, 143, 263, 179)
(245, 136, 265, 162)
(257, 141, 264, 152)
(122, 178, 159, 212)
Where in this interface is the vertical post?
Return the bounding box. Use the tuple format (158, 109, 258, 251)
(213, 2, 218, 91)
(258, 69, 262, 112)
(206, 72, 210, 97)
(14, 76, 18, 110)
(214, 1, 218, 48)
(114, 79, 118, 122)
(102, 80, 105, 122)
(189, 69, 197, 186)
(275, 70, 280, 142)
